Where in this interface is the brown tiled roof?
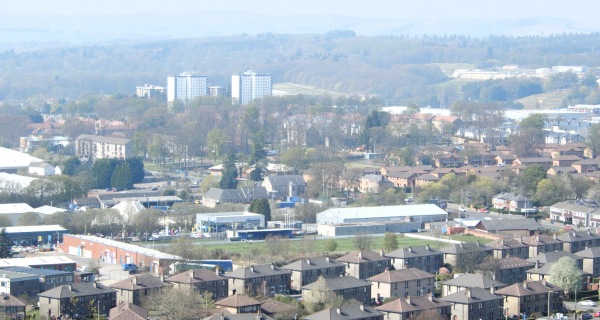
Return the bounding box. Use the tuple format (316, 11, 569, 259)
(440, 274, 505, 289)
(367, 268, 434, 283)
(108, 302, 147, 320)
(215, 295, 261, 308)
(495, 280, 562, 297)
(487, 238, 528, 250)
(497, 256, 535, 270)
(109, 274, 170, 291)
(225, 264, 291, 280)
(260, 299, 296, 315)
(376, 295, 451, 313)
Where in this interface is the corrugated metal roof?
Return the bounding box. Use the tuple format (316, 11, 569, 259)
(5, 225, 67, 233)
(319, 204, 447, 219)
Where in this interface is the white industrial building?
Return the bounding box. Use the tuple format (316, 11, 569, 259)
(317, 204, 448, 225)
(195, 211, 265, 234)
(231, 70, 272, 105)
(167, 72, 208, 103)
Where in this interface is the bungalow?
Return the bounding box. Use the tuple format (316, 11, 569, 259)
(473, 219, 541, 237)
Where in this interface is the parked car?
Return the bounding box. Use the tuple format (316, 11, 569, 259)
(148, 235, 160, 241)
(479, 207, 490, 213)
(578, 300, 596, 307)
(564, 225, 574, 231)
(122, 263, 138, 272)
(458, 207, 467, 212)
(581, 313, 593, 320)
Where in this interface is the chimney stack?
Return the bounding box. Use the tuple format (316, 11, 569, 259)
(189, 270, 194, 280)
(406, 296, 411, 305)
(250, 266, 255, 273)
(535, 260, 539, 269)
(271, 264, 275, 270)
(408, 246, 413, 253)
(336, 307, 341, 315)
(306, 258, 311, 265)
(490, 286, 495, 294)
(215, 266, 221, 276)
(379, 250, 384, 257)
(428, 293, 433, 302)
(522, 282, 529, 290)
(359, 252, 363, 260)
(360, 304, 365, 311)
(133, 277, 137, 286)
(326, 256, 330, 263)
(466, 288, 471, 298)
(426, 244, 430, 251)
(476, 240, 481, 247)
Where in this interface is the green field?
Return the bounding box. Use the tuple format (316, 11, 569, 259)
(159, 233, 489, 256)
(273, 82, 345, 97)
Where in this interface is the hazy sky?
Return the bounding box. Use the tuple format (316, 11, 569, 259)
(1, 0, 598, 44)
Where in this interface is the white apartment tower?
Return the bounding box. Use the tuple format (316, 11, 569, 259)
(231, 70, 272, 105)
(167, 72, 208, 103)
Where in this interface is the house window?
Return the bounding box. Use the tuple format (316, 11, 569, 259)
(417, 280, 421, 286)
(404, 282, 409, 288)
(489, 312, 494, 319)
(478, 302, 483, 309)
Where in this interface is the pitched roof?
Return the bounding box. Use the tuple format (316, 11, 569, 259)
(487, 238, 528, 250)
(521, 234, 561, 246)
(384, 245, 442, 259)
(441, 288, 502, 304)
(109, 302, 147, 320)
(215, 295, 261, 308)
(495, 280, 562, 297)
(476, 219, 541, 232)
(575, 246, 600, 258)
(304, 304, 384, 320)
(526, 262, 591, 276)
(367, 268, 434, 283)
(0, 294, 25, 308)
(225, 264, 291, 280)
(440, 273, 506, 289)
(264, 175, 306, 186)
(496, 256, 536, 270)
(282, 256, 344, 271)
(204, 187, 268, 202)
(109, 274, 170, 291)
(376, 295, 451, 314)
(76, 134, 131, 145)
(335, 250, 390, 264)
(557, 230, 600, 242)
(439, 241, 490, 255)
(38, 282, 116, 299)
(260, 299, 296, 315)
(302, 276, 371, 291)
(166, 269, 226, 284)
(527, 251, 582, 264)
(204, 314, 275, 320)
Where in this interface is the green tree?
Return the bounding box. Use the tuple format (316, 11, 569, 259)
(92, 159, 119, 189)
(111, 163, 133, 189)
(324, 239, 338, 253)
(248, 198, 271, 222)
(219, 152, 238, 189)
(587, 123, 600, 157)
(549, 257, 581, 298)
(517, 164, 547, 195)
(248, 137, 267, 182)
(535, 178, 559, 206)
(0, 228, 12, 258)
(62, 157, 81, 176)
(383, 232, 399, 252)
(353, 233, 375, 251)
(125, 158, 145, 183)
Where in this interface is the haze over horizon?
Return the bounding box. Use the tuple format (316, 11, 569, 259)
(1, 0, 598, 46)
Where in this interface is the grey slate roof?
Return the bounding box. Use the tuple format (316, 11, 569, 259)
(440, 273, 506, 289)
(0, 294, 25, 308)
(575, 246, 600, 258)
(204, 314, 275, 320)
(304, 304, 384, 320)
(441, 288, 502, 304)
(3, 266, 72, 276)
(109, 274, 170, 291)
(557, 230, 600, 242)
(495, 280, 562, 297)
(38, 282, 116, 299)
(526, 262, 591, 276)
(527, 251, 582, 264)
(225, 264, 291, 280)
(204, 186, 268, 202)
(336, 250, 390, 264)
(376, 295, 451, 314)
(166, 269, 226, 284)
(439, 241, 491, 254)
(302, 276, 371, 291)
(264, 175, 306, 187)
(476, 219, 541, 232)
(384, 245, 441, 259)
(282, 256, 344, 271)
(487, 238, 528, 250)
(496, 256, 536, 270)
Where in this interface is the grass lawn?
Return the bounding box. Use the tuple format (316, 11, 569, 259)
(179, 233, 490, 256)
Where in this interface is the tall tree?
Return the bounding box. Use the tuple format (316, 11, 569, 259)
(587, 123, 600, 157)
(549, 257, 581, 298)
(219, 152, 238, 189)
(353, 233, 375, 251)
(248, 198, 271, 222)
(383, 232, 399, 252)
(111, 163, 133, 189)
(0, 228, 12, 258)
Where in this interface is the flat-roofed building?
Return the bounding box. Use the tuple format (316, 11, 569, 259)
(317, 204, 448, 225)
